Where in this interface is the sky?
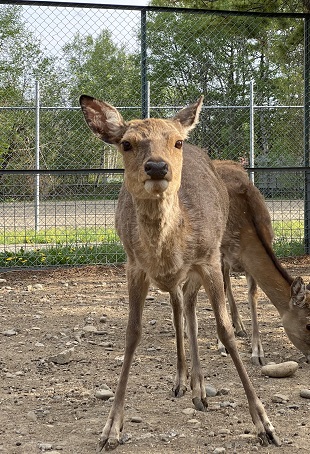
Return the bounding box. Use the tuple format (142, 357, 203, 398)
(21, 1, 149, 56)
(23, 0, 148, 4)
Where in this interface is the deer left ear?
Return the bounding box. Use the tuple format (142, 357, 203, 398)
(172, 96, 204, 133)
(290, 276, 307, 308)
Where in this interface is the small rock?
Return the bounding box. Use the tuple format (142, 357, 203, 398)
(0, 278, 7, 283)
(218, 428, 230, 435)
(187, 418, 201, 427)
(272, 393, 289, 403)
(47, 347, 74, 365)
(82, 325, 98, 333)
(99, 316, 107, 323)
(218, 387, 230, 395)
(213, 448, 226, 453)
(26, 411, 38, 422)
(2, 329, 17, 336)
(15, 371, 25, 376)
(149, 319, 157, 325)
(130, 416, 142, 423)
(206, 385, 217, 397)
(300, 389, 310, 399)
(261, 361, 299, 378)
(95, 389, 114, 401)
(33, 283, 44, 290)
(38, 442, 53, 451)
(119, 433, 132, 444)
(182, 408, 196, 416)
(115, 355, 124, 365)
(35, 342, 45, 347)
(5, 372, 16, 378)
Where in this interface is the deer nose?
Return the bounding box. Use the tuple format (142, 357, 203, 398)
(144, 160, 168, 179)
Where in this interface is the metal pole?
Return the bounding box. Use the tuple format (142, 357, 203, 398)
(141, 9, 148, 119)
(146, 80, 150, 118)
(249, 80, 255, 183)
(304, 16, 310, 254)
(35, 80, 40, 232)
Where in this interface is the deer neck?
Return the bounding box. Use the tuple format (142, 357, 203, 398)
(134, 193, 183, 250)
(240, 233, 292, 317)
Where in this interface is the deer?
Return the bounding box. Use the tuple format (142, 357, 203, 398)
(213, 160, 310, 365)
(79, 94, 280, 450)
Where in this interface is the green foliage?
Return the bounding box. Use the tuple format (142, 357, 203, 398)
(0, 243, 126, 268)
(0, 226, 119, 245)
(0, 226, 126, 268)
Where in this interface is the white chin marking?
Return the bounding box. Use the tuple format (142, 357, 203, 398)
(144, 179, 169, 195)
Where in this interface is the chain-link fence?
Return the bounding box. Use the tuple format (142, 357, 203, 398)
(0, 1, 309, 268)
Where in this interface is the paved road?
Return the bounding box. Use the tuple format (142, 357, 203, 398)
(0, 199, 118, 230)
(0, 199, 304, 229)
(0, 199, 304, 253)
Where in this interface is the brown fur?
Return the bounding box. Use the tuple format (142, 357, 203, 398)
(80, 95, 280, 450)
(214, 160, 310, 364)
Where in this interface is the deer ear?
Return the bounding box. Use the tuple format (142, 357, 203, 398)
(290, 276, 307, 308)
(79, 95, 126, 145)
(172, 95, 204, 132)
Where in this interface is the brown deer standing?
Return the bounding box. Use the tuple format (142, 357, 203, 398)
(214, 160, 310, 365)
(80, 95, 280, 450)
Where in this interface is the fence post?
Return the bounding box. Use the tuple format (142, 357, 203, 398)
(141, 9, 149, 119)
(35, 80, 40, 232)
(304, 16, 310, 254)
(249, 80, 255, 183)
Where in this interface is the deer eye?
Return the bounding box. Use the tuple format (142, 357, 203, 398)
(175, 140, 183, 149)
(306, 324, 310, 331)
(121, 141, 132, 151)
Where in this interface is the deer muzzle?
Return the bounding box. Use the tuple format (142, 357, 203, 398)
(144, 160, 168, 180)
(143, 160, 169, 196)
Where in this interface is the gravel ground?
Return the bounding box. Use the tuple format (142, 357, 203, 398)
(0, 257, 309, 454)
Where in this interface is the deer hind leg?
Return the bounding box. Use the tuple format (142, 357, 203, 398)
(182, 272, 208, 412)
(99, 266, 150, 451)
(170, 287, 188, 398)
(218, 261, 247, 355)
(223, 261, 247, 337)
(246, 272, 266, 366)
(199, 262, 280, 447)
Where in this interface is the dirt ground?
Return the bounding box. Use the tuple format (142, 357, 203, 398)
(0, 257, 309, 454)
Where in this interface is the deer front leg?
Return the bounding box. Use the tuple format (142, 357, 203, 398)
(246, 272, 266, 366)
(183, 273, 208, 412)
(200, 263, 280, 447)
(99, 266, 150, 451)
(170, 287, 188, 398)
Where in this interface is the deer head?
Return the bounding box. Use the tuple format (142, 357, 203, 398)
(282, 276, 310, 362)
(79, 95, 203, 200)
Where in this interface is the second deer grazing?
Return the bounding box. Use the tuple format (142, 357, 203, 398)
(214, 160, 310, 366)
(80, 95, 280, 450)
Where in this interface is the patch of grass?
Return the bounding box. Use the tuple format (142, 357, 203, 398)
(0, 219, 306, 268)
(0, 243, 126, 268)
(0, 227, 117, 245)
(272, 220, 304, 257)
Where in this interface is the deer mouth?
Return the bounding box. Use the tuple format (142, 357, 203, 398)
(144, 178, 169, 196)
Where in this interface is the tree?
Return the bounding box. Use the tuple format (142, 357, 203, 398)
(146, 0, 304, 166)
(0, 4, 67, 199)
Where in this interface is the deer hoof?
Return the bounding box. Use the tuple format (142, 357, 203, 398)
(192, 396, 208, 412)
(173, 384, 187, 398)
(235, 329, 247, 337)
(251, 356, 266, 367)
(258, 431, 281, 447)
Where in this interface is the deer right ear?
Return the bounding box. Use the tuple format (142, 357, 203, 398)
(79, 95, 126, 145)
